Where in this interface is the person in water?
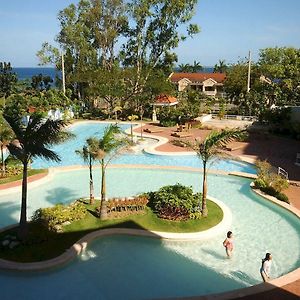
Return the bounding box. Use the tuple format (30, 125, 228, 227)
(260, 253, 272, 282)
(223, 231, 234, 257)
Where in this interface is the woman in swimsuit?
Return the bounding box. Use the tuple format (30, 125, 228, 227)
(260, 253, 272, 282)
(223, 231, 234, 258)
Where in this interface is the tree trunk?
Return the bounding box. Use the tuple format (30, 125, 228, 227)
(100, 159, 108, 220)
(202, 161, 208, 217)
(89, 155, 94, 205)
(18, 161, 28, 240)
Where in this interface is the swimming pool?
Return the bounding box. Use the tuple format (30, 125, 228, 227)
(31, 122, 256, 174)
(0, 168, 299, 299)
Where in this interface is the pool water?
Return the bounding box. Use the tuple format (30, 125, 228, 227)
(0, 168, 299, 299)
(31, 122, 256, 174)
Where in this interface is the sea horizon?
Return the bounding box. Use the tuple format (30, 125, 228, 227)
(13, 66, 214, 81)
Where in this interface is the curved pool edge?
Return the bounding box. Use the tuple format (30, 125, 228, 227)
(0, 197, 231, 272)
(182, 184, 300, 300)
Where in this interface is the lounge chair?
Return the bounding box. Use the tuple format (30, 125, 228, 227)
(144, 128, 163, 133)
(171, 132, 192, 138)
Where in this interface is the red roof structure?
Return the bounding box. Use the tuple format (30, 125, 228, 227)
(154, 94, 178, 106)
(170, 72, 226, 83)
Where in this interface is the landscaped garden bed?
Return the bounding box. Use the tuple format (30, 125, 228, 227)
(0, 196, 223, 263)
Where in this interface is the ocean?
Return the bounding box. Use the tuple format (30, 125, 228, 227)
(13, 67, 214, 81)
(13, 67, 60, 81)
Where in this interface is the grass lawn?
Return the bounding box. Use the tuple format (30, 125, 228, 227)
(0, 169, 47, 185)
(0, 200, 223, 263)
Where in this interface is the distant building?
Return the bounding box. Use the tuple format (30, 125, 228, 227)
(153, 94, 178, 107)
(169, 72, 226, 97)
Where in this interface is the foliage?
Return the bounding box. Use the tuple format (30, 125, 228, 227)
(37, 0, 199, 108)
(254, 160, 289, 195)
(147, 184, 201, 221)
(178, 61, 203, 73)
(106, 196, 149, 216)
(213, 59, 228, 73)
(258, 47, 300, 107)
(186, 129, 243, 217)
(0, 62, 17, 98)
(32, 201, 87, 232)
(3, 113, 72, 240)
(31, 73, 53, 91)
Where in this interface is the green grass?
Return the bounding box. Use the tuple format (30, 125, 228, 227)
(0, 169, 47, 185)
(0, 200, 223, 263)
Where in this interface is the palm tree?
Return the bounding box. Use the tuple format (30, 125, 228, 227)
(0, 121, 13, 177)
(188, 129, 243, 217)
(3, 113, 71, 240)
(93, 124, 128, 220)
(75, 138, 98, 205)
(214, 59, 228, 73)
(178, 63, 192, 72)
(191, 60, 203, 73)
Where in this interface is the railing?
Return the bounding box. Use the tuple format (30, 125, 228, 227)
(278, 167, 289, 180)
(211, 114, 258, 122)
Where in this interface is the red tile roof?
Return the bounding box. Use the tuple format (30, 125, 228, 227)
(170, 72, 226, 83)
(154, 94, 178, 105)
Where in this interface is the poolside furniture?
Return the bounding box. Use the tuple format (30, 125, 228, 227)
(144, 128, 163, 133)
(171, 132, 192, 138)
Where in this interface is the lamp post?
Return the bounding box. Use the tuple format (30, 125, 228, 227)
(61, 51, 66, 95)
(247, 50, 251, 93)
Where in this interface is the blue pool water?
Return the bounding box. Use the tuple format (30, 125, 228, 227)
(0, 168, 300, 299)
(31, 122, 256, 174)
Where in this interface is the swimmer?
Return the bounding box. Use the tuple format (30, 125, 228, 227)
(260, 253, 272, 282)
(223, 231, 234, 258)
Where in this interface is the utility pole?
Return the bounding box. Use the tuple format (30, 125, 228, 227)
(61, 51, 66, 95)
(247, 50, 251, 93)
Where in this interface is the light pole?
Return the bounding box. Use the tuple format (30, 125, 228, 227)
(247, 50, 251, 93)
(61, 51, 66, 95)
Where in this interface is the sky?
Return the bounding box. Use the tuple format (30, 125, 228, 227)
(1, 0, 300, 67)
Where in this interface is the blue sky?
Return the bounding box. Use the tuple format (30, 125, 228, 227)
(1, 0, 300, 67)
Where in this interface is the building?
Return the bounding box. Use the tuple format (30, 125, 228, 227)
(151, 94, 178, 121)
(169, 72, 226, 97)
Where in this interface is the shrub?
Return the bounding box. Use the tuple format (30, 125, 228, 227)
(32, 201, 87, 232)
(147, 184, 201, 220)
(255, 160, 289, 193)
(275, 192, 289, 203)
(106, 196, 149, 213)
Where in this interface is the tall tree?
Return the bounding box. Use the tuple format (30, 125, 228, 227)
(258, 47, 300, 106)
(178, 63, 193, 72)
(31, 73, 53, 91)
(191, 60, 203, 72)
(187, 129, 243, 217)
(3, 113, 71, 240)
(121, 0, 199, 100)
(92, 124, 128, 219)
(0, 62, 17, 98)
(75, 137, 98, 204)
(0, 117, 14, 177)
(214, 59, 228, 73)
